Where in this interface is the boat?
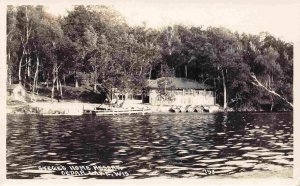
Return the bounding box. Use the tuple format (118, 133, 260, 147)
(169, 104, 221, 113)
(169, 106, 181, 113)
(203, 106, 210, 112)
(179, 106, 189, 113)
(194, 105, 204, 113)
(187, 105, 196, 112)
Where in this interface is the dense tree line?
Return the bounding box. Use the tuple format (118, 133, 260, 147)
(7, 5, 293, 111)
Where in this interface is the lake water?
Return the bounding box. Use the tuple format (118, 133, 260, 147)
(7, 112, 293, 179)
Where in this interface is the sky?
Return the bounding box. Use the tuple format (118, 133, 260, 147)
(21, 0, 300, 42)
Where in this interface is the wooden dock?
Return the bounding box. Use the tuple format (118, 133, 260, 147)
(83, 105, 152, 115)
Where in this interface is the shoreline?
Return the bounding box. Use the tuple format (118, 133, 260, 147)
(6, 101, 172, 115)
(6, 101, 293, 115)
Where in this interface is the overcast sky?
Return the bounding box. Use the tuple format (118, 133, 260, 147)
(44, 0, 299, 42)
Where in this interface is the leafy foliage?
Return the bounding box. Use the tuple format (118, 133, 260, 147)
(6, 5, 293, 110)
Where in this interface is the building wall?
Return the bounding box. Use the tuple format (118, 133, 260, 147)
(114, 92, 143, 104)
(149, 89, 215, 106)
(8, 86, 26, 101)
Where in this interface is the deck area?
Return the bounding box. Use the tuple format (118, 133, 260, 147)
(83, 105, 152, 115)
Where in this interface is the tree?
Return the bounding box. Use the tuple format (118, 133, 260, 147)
(250, 73, 293, 108)
(15, 6, 34, 86)
(160, 25, 182, 77)
(7, 5, 19, 85)
(6, 5, 293, 110)
(244, 33, 293, 110)
(206, 27, 244, 110)
(156, 78, 175, 106)
(36, 11, 64, 101)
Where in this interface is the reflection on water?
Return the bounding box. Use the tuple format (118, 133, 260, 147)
(7, 112, 293, 179)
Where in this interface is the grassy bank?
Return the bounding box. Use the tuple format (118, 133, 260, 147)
(7, 101, 85, 115)
(37, 85, 105, 103)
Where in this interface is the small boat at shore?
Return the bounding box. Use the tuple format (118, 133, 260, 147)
(169, 105, 221, 113)
(169, 106, 181, 113)
(194, 105, 204, 113)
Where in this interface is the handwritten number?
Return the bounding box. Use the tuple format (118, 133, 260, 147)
(203, 169, 215, 175)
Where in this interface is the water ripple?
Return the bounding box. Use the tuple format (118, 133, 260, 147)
(7, 112, 293, 179)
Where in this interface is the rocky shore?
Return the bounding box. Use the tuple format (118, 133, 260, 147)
(7, 101, 224, 115)
(7, 102, 86, 115)
(7, 99, 289, 115)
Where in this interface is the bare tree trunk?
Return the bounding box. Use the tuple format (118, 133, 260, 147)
(270, 96, 274, 112)
(59, 79, 63, 97)
(93, 68, 97, 92)
(63, 74, 66, 86)
(139, 65, 143, 76)
(56, 77, 59, 96)
(93, 84, 97, 92)
(24, 58, 28, 88)
(18, 7, 31, 85)
(46, 72, 49, 88)
(51, 63, 57, 102)
(250, 73, 293, 108)
(55, 77, 60, 102)
(33, 53, 39, 94)
(75, 70, 78, 88)
(75, 79, 79, 88)
(221, 69, 227, 110)
(18, 55, 24, 84)
(51, 79, 55, 102)
(185, 64, 188, 78)
(27, 57, 31, 77)
(149, 65, 152, 80)
(28, 57, 32, 90)
(213, 78, 216, 105)
(25, 56, 32, 90)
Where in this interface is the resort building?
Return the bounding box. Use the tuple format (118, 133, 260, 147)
(111, 88, 143, 105)
(7, 84, 26, 102)
(145, 77, 215, 106)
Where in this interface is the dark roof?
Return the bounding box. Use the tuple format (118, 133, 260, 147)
(7, 84, 25, 90)
(147, 77, 213, 90)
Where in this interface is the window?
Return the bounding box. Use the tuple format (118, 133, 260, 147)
(133, 95, 142, 100)
(177, 90, 182, 95)
(185, 90, 192, 95)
